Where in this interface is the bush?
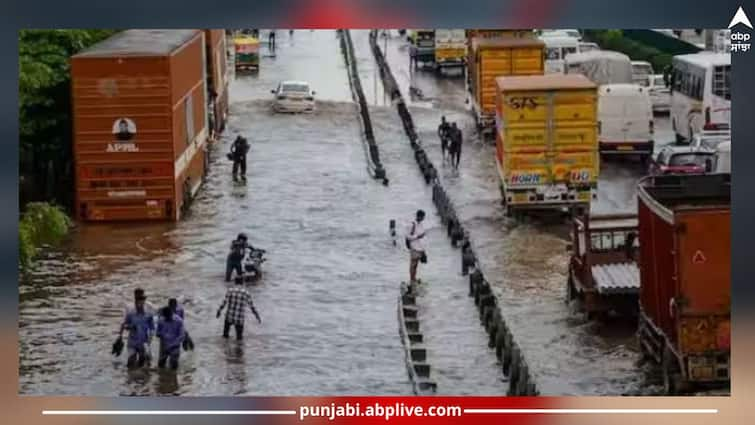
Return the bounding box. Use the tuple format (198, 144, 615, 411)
(19, 202, 71, 269)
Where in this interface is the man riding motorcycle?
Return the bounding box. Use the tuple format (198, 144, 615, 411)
(225, 233, 265, 282)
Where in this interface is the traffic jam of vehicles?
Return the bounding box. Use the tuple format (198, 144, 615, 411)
(19, 28, 729, 397)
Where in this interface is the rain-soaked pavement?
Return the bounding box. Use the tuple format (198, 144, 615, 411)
(19, 30, 683, 396)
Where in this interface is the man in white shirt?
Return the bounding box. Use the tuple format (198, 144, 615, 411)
(405, 209, 427, 285)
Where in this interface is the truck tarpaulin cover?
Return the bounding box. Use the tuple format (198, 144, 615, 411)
(565, 50, 633, 86)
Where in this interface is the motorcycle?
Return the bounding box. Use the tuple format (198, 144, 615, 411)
(243, 248, 267, 281)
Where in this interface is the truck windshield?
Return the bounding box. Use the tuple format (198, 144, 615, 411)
(590, 231, 629, 251)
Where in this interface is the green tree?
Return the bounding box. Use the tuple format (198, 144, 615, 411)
(18, 30, 118, 208)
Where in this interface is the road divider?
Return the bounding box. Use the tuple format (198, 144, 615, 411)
(369, 30, 538, 396)
(337, 29, 388, 184)
(398, 284, 437, 395)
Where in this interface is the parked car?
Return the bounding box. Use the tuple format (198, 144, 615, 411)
(689, 129, 731, 151)
(649, 145, 716, 176)
(647, 74, 670, 113)
(271, 81, 316, 113)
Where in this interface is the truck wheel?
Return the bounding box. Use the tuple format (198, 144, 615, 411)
(662, 346, 684, 395)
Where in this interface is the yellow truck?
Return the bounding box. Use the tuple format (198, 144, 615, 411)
(467, 37, 545, 137)
(434, 29, 466, 69)
(495, 74, 599, 216)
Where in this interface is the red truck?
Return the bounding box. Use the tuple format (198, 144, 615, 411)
(636, 174, 730, 394)
(71, 30, 209, 221)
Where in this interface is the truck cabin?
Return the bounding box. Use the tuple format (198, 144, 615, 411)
(571, 214, 639, 272)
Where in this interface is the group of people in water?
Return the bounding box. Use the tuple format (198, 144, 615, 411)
(114, 235, 263, 370)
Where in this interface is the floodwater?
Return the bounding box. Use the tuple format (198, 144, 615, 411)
(19, 29, 702, 397)
(18, 30, 502, 396)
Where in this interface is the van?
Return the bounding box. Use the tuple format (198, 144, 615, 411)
(598, 84, 654, 162)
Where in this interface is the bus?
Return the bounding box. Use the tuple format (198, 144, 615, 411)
(669, 52, 731, 143)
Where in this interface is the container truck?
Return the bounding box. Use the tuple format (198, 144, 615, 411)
(468, 37, 545, 137)
(494, 74, 599, 217)
(637, 173, 730, 394)
(433, 29, 466, 70)
(205, 29, 229, 137)
(71, 29, 209, 222)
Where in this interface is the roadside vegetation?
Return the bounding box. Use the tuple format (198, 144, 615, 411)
(19, 202, 71, 270)
(19, 30, 118, 268)
(582, 30, 674, 73)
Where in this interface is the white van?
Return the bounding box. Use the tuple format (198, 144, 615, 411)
(598, 84, 655, 162)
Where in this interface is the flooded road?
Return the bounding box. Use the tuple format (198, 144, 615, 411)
(20, 30, 415, 396)
(19, 29, 682, 397)
(375, 30, 679, 395)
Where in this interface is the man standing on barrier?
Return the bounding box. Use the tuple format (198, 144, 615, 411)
(405, 209, 427, 286)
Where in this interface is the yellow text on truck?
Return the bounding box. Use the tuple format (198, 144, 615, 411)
(495, 74, 599, 216)
(467, 37, 545, 136)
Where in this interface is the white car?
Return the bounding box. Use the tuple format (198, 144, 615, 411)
(689, 129, 731, 151)
(271, 81, 316, 113)
(647, 74, 670, 113)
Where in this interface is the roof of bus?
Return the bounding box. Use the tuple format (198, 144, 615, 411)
(674, 52, 731, 67)
(497, 74, 595, 91)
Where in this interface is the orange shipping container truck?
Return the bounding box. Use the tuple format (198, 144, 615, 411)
(204, 29, 229, 136)
(637, 174, 730, 394)
(71, 29, 209, 222)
